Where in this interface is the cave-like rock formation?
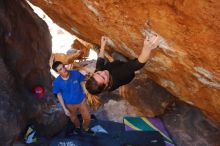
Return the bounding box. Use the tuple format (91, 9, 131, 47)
(0, 0, 67, 145)
(0, 0, 52, 90)
(0, 0, 220, 145)
(29, 0, 220, 122)
(120, 74, 175, 117)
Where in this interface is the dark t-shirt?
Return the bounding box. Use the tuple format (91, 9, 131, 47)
(96, 57, 135, 91)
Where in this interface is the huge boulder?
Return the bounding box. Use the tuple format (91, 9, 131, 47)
(0, 0, 67, 145)
(29, 0, 220, 122)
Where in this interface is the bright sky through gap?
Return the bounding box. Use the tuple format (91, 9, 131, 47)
(28, 1, 97, 59)
(28, 2, 97, 77)
(28, 2, 75, 54)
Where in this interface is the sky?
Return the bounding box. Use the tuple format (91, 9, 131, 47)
(29, 2, 75, 54)
(29, 1, 97, 60)
(28, 2, 97, 77)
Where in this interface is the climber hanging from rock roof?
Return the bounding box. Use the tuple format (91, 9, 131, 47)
(85, 35, 160, 95)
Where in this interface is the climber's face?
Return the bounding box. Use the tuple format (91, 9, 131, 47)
(56, 64, 69, 78)
(93, 70, 110, 86)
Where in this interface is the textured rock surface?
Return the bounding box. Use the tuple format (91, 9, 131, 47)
(95, 99, 142, 122)
(162, 101, 220, 146)
(120, 74, 175, 117)
(52, 39, 90, 65)
(0, 0, 52, 90)
(0, 0, 219, 145)
(0, 0, 67, 145)
(0, 58, 23, 146)
(29, 0, 220, 122)
(53, 51, 82, 64)
(71, 39, 90, 58)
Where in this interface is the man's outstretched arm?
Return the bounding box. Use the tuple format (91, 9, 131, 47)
(95, 36, 108, 71)
(138, 35, 160, 63)
(98, 36, 107, 58)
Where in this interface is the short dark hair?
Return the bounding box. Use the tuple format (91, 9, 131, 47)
(85, 77, 105, 95)
(52, 61, 63, 72)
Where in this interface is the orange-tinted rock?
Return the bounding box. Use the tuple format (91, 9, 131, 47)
(72, 39, 90, 58)
(30, 0, 220, 122)
(53, 51, 82, 64)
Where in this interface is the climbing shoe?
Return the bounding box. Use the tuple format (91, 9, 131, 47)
(81, 128, 95, 135)
(73, 127, 81, 134)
